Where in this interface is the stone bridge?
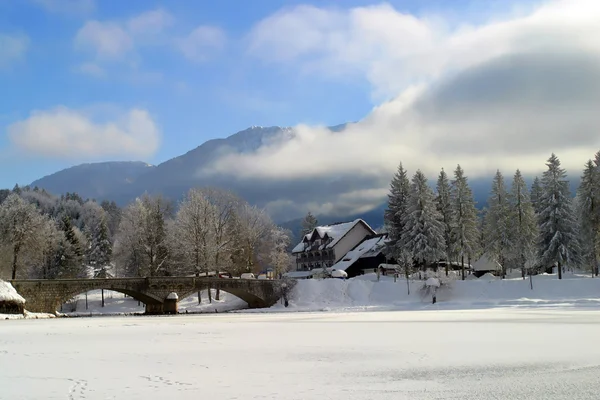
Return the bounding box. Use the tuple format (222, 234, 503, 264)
(10, 277, 295, 314)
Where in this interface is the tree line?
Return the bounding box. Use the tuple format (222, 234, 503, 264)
(384, 153, 597, 280)
(0, 186, 292, 281)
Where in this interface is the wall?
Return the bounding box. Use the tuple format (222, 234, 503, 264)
(333, 223, 373, 263)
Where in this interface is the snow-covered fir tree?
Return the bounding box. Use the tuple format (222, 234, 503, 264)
(436, 168, 454, 272)
(55, 215, 84, 278)
(483, 170, 512, 277)
(300, 211, 318, 237)
(384, 162, 411, 258)
(538, 153, 580, 279)
(89, 217, 113, 272)
(507, 169, 538, 276)
(530, 176, 543, 214)
(401, 170, 446, 267)
(576, 160, 599, 276)
(450, 165, 480, 279)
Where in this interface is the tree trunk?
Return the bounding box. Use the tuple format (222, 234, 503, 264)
(216, 288, 220, 301)
(557, 261, 562, 280)
(461, 255, 465, 281)
(197, 291, 201, 304)
(529, 270, 534, 290)
(11, 244, 19, 280)
(208, 286, 212, 303)
(101, 289, 105, 307)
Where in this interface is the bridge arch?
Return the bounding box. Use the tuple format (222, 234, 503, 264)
(57, 287, 162, 313)
(177, 287, 267, 309)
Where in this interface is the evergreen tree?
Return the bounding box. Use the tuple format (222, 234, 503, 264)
(436, 168, 453, 273)
(507, 169, 538, 276)
(576, 160, 599, 276)
(56, 215, 84, 277)
(300, 211, 318, 237)
(401, 170, 446, 267)
(530, 176, 543, 214)
(538, 154, 580, 279)
(483, 170, 512, 277)
(384, 162, 411, 258)
(90, 217, 112, 269)
(450, 165, 480, 280)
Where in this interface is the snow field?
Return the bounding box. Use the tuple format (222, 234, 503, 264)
(2, 309, 600, 399)
(273, 273, 600, 312)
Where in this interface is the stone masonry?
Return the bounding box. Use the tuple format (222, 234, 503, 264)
(10, 277, 295, 314)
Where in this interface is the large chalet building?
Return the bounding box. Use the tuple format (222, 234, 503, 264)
(290, 219, 393, 278)
(292, 219, 376, 271)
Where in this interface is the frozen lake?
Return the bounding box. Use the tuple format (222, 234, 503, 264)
(2, 308, 600, 399)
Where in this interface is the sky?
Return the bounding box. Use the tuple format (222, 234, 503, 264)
(2, 0, 600, 215)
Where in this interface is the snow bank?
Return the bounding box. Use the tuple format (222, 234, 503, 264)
(0, 280, 25, 304)
(272, 274, 600, 312)
(1, 311, 55, 320)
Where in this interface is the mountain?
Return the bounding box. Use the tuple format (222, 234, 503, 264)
(27, 124, 570, 227)
(31, 161, 155, 200)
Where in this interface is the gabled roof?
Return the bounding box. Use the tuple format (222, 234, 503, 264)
(331, 233, 388, 271)
(473, 253, 502, 271)
(291, 219, 375, 254)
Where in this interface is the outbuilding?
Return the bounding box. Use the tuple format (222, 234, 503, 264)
(0, 280, 25, 314)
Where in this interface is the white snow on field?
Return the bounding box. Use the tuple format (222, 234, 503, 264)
(271, 273, 600, 312)
(2, 309, 600, 399)
(0, 311, 55, 320)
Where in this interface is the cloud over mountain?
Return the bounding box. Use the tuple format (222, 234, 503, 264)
(199, 0, 600, 216)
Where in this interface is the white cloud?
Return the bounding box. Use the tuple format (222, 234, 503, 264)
(127, 9, 173, 36)
(203, 0, 600, 215)
(248, 0, 600, 101)
(75, 20, 133, 59)
(74, 9, 175, 62)
(73, 62, 106, 77)
(176, 26, 226, 62)
(32, 0, 95, 16)
(0, 33, 29, 67)
(6, 107, 160, 159)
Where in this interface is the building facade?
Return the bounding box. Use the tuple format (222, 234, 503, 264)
(291, 219, 376, 271)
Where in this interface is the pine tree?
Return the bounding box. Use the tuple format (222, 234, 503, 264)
(57, 215, 84, 277)
(90, 217, 112, 269)
(530, 176, 543, 214)
(450, 165, 480, 280)
(507, 169, 538, 276)
(401, 170, 446, 267)
(483, 170, 512, 277)
(300, 212, 318, 237)
(384, 162, 411, 258)
(436, 168, 453, 274)
(576, 160, 599, 276)
(538, 154, 580, 279)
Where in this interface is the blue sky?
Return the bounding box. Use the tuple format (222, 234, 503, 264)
(0, 0, 540, 188)
(1, 0, 586, 197)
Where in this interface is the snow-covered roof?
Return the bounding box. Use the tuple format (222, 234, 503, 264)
(292, 219, 374, 253)
(473, 253, 502, 271)
(0, 280, 25, 304)
(331, 234, 388, 271)
(283, 271, 315, 279)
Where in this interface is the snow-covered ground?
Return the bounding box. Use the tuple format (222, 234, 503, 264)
(270, 272, 600, 312)
(2, 309, 600, 399)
